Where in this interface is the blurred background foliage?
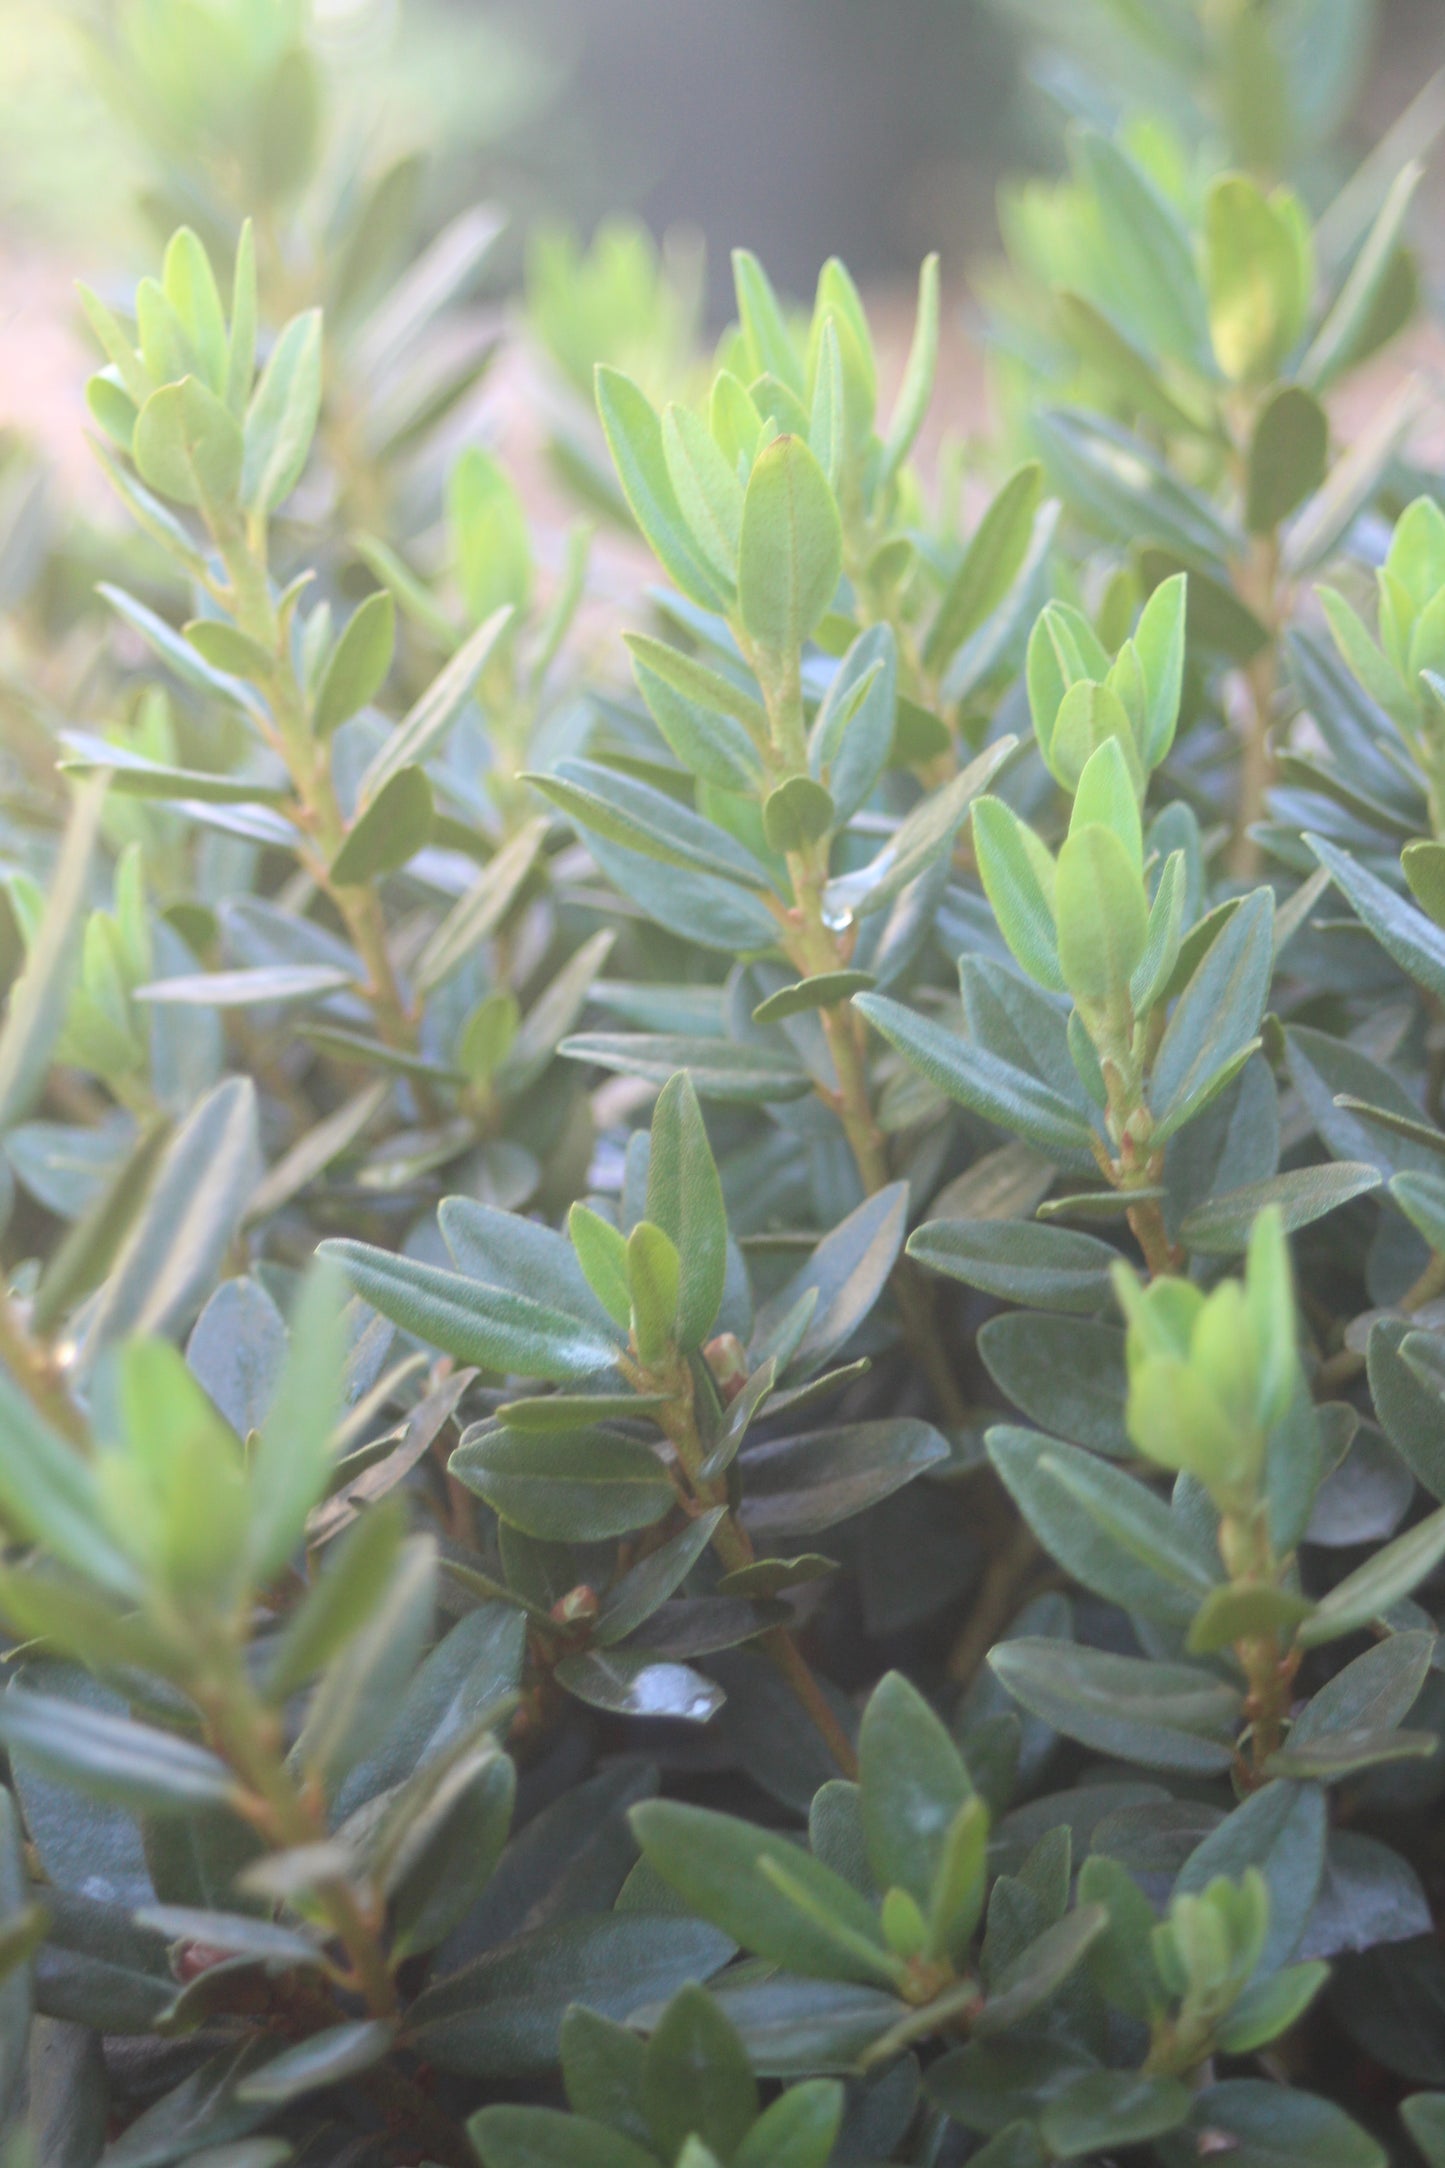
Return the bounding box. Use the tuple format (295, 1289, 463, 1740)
(4, 0, 1441, 306)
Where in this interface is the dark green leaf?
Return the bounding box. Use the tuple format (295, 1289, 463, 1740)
(561, 1032, 811, 1104)
(409, 1914, 734, 2077)
(908, 1219, 1117, 1313)
(1180, 1162, 1380, 1254)
(452, 1425, 673, 1541)
(647, 1072, 728, 1348)
(989, 1640, 1241, 1772)
(924, 463, 1043, 673)
(738, 1418, 948, 1536)
(1247, 386, 1329, 534)
(330, 764, 433, 883)
(630, 1799, 895, 1986)
(0, 1693, 232, 1815)
(322, 1241, 621, 1381)
(859, 1671, 971, 1909)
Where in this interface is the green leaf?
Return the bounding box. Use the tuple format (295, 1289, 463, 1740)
(860, 997, 1098, 1164)
(450, 447, 532, 623)
(859, 1670, 972, 1910)
(235, 2019, 394, 2105)
(1403, 2094, 1445, 2167)
(1039, 2070, 1191, 2155)
(411, 1914, 734, 2078)
(989, 1426, 1218, 1628)
(751, 1183, 908, 1372)
(647, 1072, 728, 1349)
(415, 814, 545, 993)
(1405, 840, 1445, 928)
(314, 590, 396, 738)
(1296, 1504, 1445, 1646)
(763, 776, 835, 853)
(1055, 290, 1217, 442)
(78, 1077, 260, 1362)
(628, 1220, 681, 1366)
(1179, 2079, 1385, 2167)
(908, 1219, 1117, 1313)
(663, 404, 744, 587)
(738, 1418, 948, 1537)
(1247, 386, 1329, 534)
(0, 1691, 232, 1814)
(1308, 832, 1445, 1001)
(77, 282, 149, 402)
(1034, 408, 1237, 568)
(451, 1425, 673, 1541)
(0, 1374, 139, 1599)
(989, 1640, 1241, 1772)
(58, 733, 285, 806)
(1077, 1854, 1165, 2019)
(330, 764, 433, 883)
(630, 1798, 896, 1986)
(979, 1313, 1129, 1455)
(924, 463, 1043, 674)
(1057, 823, 1147, 1015)
(626, 633, 765, 792)
(1134, 573, 1188, 768)
(972, 1905, 1107, 2037)
(1392, 1168, 1445, 1259)
(568, 1205, 633, 1331)
(1218, 1962, 1332, 2054)
(879, 251, 939, 483)
(470, 2106, 657, 2168)
(823, 735, 1016, 923)
(1300, 160, 1422, 391)
(1180, 1162, 1380, 1255)
(561, 1033, 810, 1104)
(1204, 175, 1309, 383)
(1151, 888, 1274, 1141)
(137, 964, 354, 1007)
(1176, 1778, 1325, 1976)
(364, 604, 514, 800)
(972, 798, 1063, 994)
(1187, 1583, 1316, 1654)
(444, 1198, 618, 1327)
(247, 1257, 346, 1579)
(242, 308, 322, 512)
(291, 1535, 438, 1783)
(133, 376, 244, 509)
(737, 433, 843, 654)
(733, 2079, 843, 2168)
(183, 620, 276, 679)
(226, 218, 257, 413)
(1075, 130, 1211, 369)
(533, 759, 771, 889)
(596, 1510, 726, 1643)
(1131, 851, 1187, 1016)
(1287, 1030, 1442, 1183)
(643, 1984, 758, 2161)
(264, 1498, 409, 1699)
(753, 971, 876, 1023)
(0, 777, 105, 1136)
(321, 1241, 622, 1381)
(733, 249, 804, 392)
(597, 367, 730, 610)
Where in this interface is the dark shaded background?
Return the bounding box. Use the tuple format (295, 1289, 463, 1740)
(496, 0, 1021, 307)
(484, 0, 1442, 312)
